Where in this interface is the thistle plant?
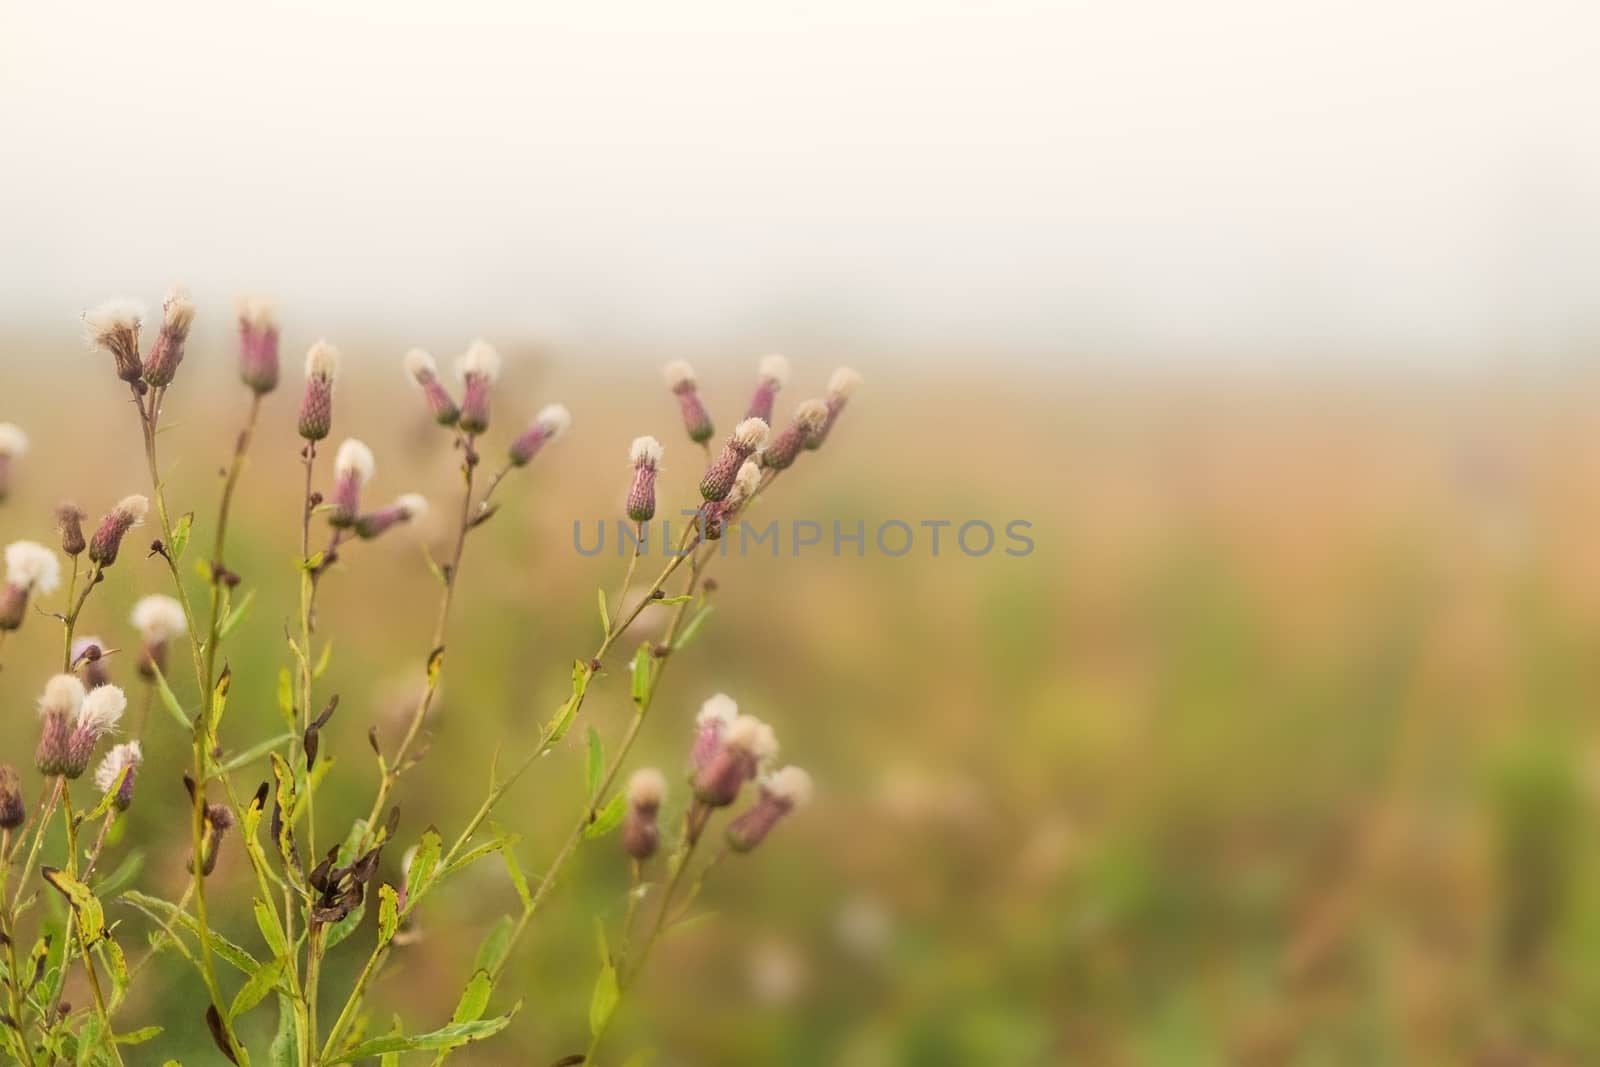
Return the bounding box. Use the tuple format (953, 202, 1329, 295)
(0, 293, 860, 1065)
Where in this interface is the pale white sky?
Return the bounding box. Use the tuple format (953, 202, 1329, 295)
(3, 0, 1599, 362)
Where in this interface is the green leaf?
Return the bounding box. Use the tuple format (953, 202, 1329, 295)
(170, 512, 194, 561)
(471, 915, 514, 974)
(82, 767, 132, 823)
(42, 867, 104, 943)
(269, 753, 299, 874)
(122, 891, 260, 974)
(673, 605, 715, 650)
(276, 667, 296, 733)
(502, 848, 532, 912)
(377, 884, 400, 947)
(404, 828, 442, 913)
(629, 645, 653, 707)
(229, 956, 284, 1021)
(301, 550, 325, 573)
(268, 994, 298, 1067)
(655, 594, 694, 605)
(254, 899, 288, 959)
(324, 1010, 518, 1063)
(101, 934, 131, 1001)
(583, 793, 627, 841)
(589, 962, 619, 1038)
(210, 664, 233, 732)
(585, 728, 604, 799)
(440, 831, 519, 882)
(450, 969, 492, 1025)
(543, 660, 591, 746)
(148, 662, 192, 730)
(313, 640, 335, 681)
(217, 733, 296, 776)
(218, 589, 257, 641)
(597, 588, 611, 635)
(421, 543, 447, 585)
(112, 1026, 162, 1046)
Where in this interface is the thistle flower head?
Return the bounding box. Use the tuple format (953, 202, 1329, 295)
(404, 348, 439, 381)
(624, 767, 668, 860)
(508, 403, 572, 466)
(697, 693, 739, 730)
(700, 419, 770, 501)
(39, 674, 86, 722)
(764, 765, 815, 810)
(93, 740, 142, 810)
(745, 355, 791, 422)
(666, 360, 714, 442)
(335, 439, 375, 484)
(810, 367, 864, 449)
(695, 713, 778, 807)
(763, 399, 831, 471)
(142, 284, 196, 388)
(354, 493, 428, 540)
(829, 367, 864, 399)
(455, 340, 503, 385)
(5, 541, 61, 594)
(630, 436, 663, 469)
(299, 342, 341, 441)
(131, 594, 187, 643)
(238, 296, 278, 333)
(305, 341, 340, 381)
(626, 436, 663, 522)
(237, 296, 281, 394)
(396, 493, 428, 520)
(55, 502, 86, 556)
(726, 765, 814, 853)
(759, 354, 792, 386)
(733, 418, 770, 452)
(795, 398, 829, 433)
(726, 714, 780, 763)
(87, 495, 148, 567)
(83, 299, 147, 384)
(72, 635, 111, 688)
(404, 348, 460, 425)
(627, 767, 667, 812)
(663, 360, 697, 392)
(536, 403, 572, 437)
(729, 459, 762, 507)
(0, 766, 23, 830)
(0, 423, 28, 458)
(77, 684, 126, 739)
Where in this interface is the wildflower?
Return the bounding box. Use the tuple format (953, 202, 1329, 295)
(699, 418, 769, 502)
(87, 495, 149, 568)
(35, 674, 86, 776)
(63, 684, 125, 779)
(298, 341, 340, 441)
(131, 594, 187, 679)
(508, 404, 571, 467)
(701, 459, 762, 540)
(623, 768, 666, 861)
(690, 693, 738, 770)
(745, 354, 790, 424)
(454, 340, 502, 434)
(808, 367, 863, 450)
(142, 284, 195, 388)
(726, 766, 813, 853)
(355, 494, 428, 540)
(72, 636, 112, 688)
(404, 349, 460, 426)
(694, 714, 778, 807)
(1, 541, 61, 630)
(0, 766, 24, 831)
(762, 399, 829, 471)
(55, 502, 86, 556)
(193, 802, 235, 877)
(237, 297, 281, 394)
(627, 436, 662, 523)
(0, 423, 27, 502)
(664, 361, 714, 444)
(84, 299, 146, 386)
(329, 439, 375, 528)
(93, 741, 142, 811)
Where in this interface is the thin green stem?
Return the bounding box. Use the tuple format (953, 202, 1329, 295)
(59, 788, 123, 1066)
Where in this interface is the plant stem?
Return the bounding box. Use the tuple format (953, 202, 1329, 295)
(59, 787, 123, 1066)
(201, 392, 263, 693)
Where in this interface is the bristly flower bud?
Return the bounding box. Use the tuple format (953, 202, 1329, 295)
(72, 636, 111, 689)
(299, 342, 340, 441)
(192, 802, 235, 876)
(726, 766, 813, 853)
(699, 419, 769, 501)
(35, 674, 86, 776)
(691, 694, 738, 771)
(84, 299, 147, 386)
(508, 404, 571, 467)
(664, 361, 714, 444)
(55, 502, 87, 557)
(237, 297, 281, 394)
(142, 285, 195, 388)
(63, 685, 125, 779)
(762, 399, 829, 471)
(808, 367, 863, 450)
(627, 436, 662, 522)
(701, 458, 762, 539)
(93, 741, 142, 811)
(354, 494, 427, 540)
(0, 423, 28, 503)
(693, 713, 778, 807)
(745, 354, 791, 424)
(404, 349, 460, 426)
(87, 495, 149, 568)
(454, 340, 503, 434)
(0, 765, 25, 830)
(329, 439, 375, 528)
(131, 595, 187, 679)
(623, 768, 667, 860)
(2, 541, 61, 630)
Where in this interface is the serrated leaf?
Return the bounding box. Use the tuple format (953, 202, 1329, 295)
(377, 884, 400, 946)
(121, 891, 260, 974)
(472, 915, 514, 974)
(589, 962, 619, 1038)
(450, 969, 492, 1025)
(229, 956, 284, 1021)
(218, 589, 257, 641)
(404, 828, 442, 913)
(324, 1010, 518, 1063)
(583, 793, 626, 840)
(585, 728, 604, 799)
(42, 867, 104, 943)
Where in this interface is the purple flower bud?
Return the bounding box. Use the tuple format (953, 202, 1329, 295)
(354, 494, 428, 541)
(623, 768, 666, 861)
(34, 675, 84, 777)
(690, 694, 738, 771)
(87, 496, 149, 568)
(699, 419, 769, 502)
(0, 766, 24, 830)
(72, 637, 111, 689)
(725, 767, 812, 853)
(744, 354, 790, 424)
(191, 803, 235, 876)
(404, 349, 460, 426)
(627, 437, 662, 522)
(55, 502, 87, 557)
(762, 399, 829, 472)
(237, 297, 281, 395)
(142, 285, 195, 388)
(807, 368, 863, 450)
(693, 714, 778, 807)
(508, 404, 571, 467)
(63, 685, 126, 779)
(664, 362, 714, 443)
(2, 541, 60, 630)
(454, 341, 502, 435)
(84, 299, 146, 385)
(93, 742, 142, 811)
(329, 439, 374, 528)
(298, 343, 340, 441)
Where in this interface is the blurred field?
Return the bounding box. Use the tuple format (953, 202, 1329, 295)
(5, 339, 1600, 1065)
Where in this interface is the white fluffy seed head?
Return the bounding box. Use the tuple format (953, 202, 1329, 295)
(5, 541, 60, 593)
(628, 767, 667, 808)
(396, 493, 428, 520)
(759, 354, 791, 386)
(766, 766, 815, 809)
(114, 495, 150, 524)
(727, 715, 780, 762)
(535, 403, 572, 438)
(93, 741, 142, 793)
(795, 399, 829, 432)
(403, 348, 438, 382)
(162, 284, 196, 331)
(335, 439, 376, 483)
(663, 360, 697, 389)
(305, 340, 340, 381)
(40, 674, 86, 720)
(83, 299, 146, 349)
(236, 295, 278, 331)
(697, 693, 739, 729)
(131, 594, 187, 642)
(630, 435, 663, 468)
(828, 367, 864, 399)
(733, 418, 770, 451)
(728, 460, 762, 507)
(0, 422, 29, 457)
(79, 685, 127, 736)
(456, 340, 503, 384)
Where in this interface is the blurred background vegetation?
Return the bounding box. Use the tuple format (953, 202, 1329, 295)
(2, 344, 1600, 1065)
